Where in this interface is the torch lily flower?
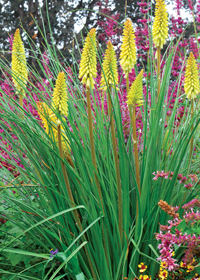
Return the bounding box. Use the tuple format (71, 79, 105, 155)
(184, 52, 200, 100)
(79, 28, 97, 89)
(12, 29, 28, 96)
(152, 0, 168, 49)
(100, 41, 118, 91)
(120, 18, 137, 78)
(126, 69, 144, 107)
(52, 72, 68, 116)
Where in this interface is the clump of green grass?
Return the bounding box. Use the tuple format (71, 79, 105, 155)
(0, 3, 199, 280)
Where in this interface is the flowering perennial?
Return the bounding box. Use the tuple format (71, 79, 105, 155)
(127, 69, 144, 106)
(12, 29, 28, 95)
(152, 0, 168, 49)
(120, 18, 137, 78)
(100, 41, 118, 91)
(184, 52, 200, 100)
(156, 199, 200, 271)
(79, 28, 97, 89)
(52, 72, 68, 116)
(158, 199, 179, 218)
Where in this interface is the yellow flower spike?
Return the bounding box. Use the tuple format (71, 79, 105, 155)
(79, 28, 97, 89)
(184, 52, 200, 100)
(152, 0, 168, 49)
(12, 29, 28, 96)
(100, 41, 118, 91)
(37, 102, 57, 135)
(37, 102, 71, 156)
(52, 72, 68, 116)
(120, 18, 137, 78)
(126, 69, 144, 106)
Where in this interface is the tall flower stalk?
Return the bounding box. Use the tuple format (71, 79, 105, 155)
(101, 41, 123, 243)
(127, 69, 144, 196)
(52, 72, 83, 236)
(52, 72, 97, 279)
(12, 29, 28, 107)
(184, 52, 200, 168)
(52, 72, 74, 207)
(152, 0, 168, 99)
(79, 29, 108, 275)
(120, 18, 137, 127)
(79, 29, 104, 211)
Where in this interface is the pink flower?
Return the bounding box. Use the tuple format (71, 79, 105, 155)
(187, 0, 194, 11)
(184, 183, 193, 189)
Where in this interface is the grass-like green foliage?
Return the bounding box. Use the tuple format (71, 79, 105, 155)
(0, 9, 199, 280)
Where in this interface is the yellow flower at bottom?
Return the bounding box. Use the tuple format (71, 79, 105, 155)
(126, 69, 144, 106)
(139, 275, 151, 280)
(160, 261, 168, 269)
(138, 262, 147, 273)
(184, 52, 200, 100)
(159, 269, 168, 280)
(37, 102, 70, 157)
(194, 274, 200, 280)
(186, 264, 194, 273)
(180, 261, 187, 268)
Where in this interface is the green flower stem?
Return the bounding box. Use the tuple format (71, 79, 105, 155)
(192, 13, 200, 57)
(126, 76, 133, 129)
(108, 87, 123, 244)
(58, 123, 97, 280)
(86, 88, 104, 210)
(189, 99, 194, 169)
(19, 93, 23, 107)
(132, 103, 141, 197)
(19, 93, 24, 119)
(86, 87, 109, 270)
(157, 46, 161, 99)
(126, 76, 129, 93)
(57, 124, 75, 207)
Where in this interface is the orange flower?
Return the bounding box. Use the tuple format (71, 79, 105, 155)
(32, 33, 37, 39)
(29, 20, 34, 26)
